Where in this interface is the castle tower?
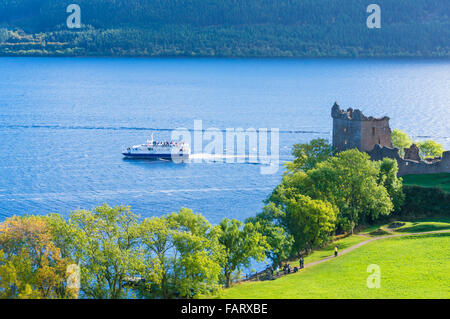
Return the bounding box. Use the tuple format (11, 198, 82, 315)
(331, 102, 392, 153)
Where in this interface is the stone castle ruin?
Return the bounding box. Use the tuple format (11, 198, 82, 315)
(331, 102, 450, 176)
(331, 102, 392, 153)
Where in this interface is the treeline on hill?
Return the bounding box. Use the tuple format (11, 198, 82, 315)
(3, 139, 447, 299)
(0, 0, 449, 57)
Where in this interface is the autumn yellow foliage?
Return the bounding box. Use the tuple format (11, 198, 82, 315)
(0, 215, 76, 299)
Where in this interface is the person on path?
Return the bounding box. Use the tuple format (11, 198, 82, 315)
(299, 256, 304, 269)
(334, 246, 338, 257)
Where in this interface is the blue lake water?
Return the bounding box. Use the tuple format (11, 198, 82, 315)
(0, 58, 449, 223)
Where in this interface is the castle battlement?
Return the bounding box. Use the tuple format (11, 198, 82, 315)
(331, 102, 389, 122)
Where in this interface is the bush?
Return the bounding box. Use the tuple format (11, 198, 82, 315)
(369, 228, 390, 236)
(398, 186, 450, 218)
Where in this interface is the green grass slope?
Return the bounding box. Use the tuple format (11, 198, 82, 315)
(360, 218, 450, 236)
(395, 220, 450, 233)
(402, 173, 450, 193)
(217, 233, 450, 299)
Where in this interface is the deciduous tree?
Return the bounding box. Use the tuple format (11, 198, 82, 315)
(416, 140, 444, 158)
(391, 129, 412, 156)
(269, 149, 394, 234)
(0, 215, 72, 298)
(375, 158, 404, 212)
(245, 214, 294, 267)
(264, 194, 337, 255)
(66, 204, 143, 299)
(217, 219, 268, 288)
(138, 208, 222, 298)
(285, 138, 333, 173)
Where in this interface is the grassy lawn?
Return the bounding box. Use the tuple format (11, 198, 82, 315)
(214, 233, 450, 299)
(402, 173, 450, 192)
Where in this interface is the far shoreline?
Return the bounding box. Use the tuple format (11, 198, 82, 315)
(1, 55, 450, 61)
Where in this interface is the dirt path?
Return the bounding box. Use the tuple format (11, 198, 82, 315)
(304, 229, 450, 269)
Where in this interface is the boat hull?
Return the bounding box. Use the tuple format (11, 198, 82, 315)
(122, 153, 189, 160)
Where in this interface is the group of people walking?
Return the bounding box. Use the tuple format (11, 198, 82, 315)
(279, 255, 305, 276)
(288, 246, 339, 274)
(269, 245, 340, 279)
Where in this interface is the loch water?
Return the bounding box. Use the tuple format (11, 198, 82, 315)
(0, 58, 449, 222)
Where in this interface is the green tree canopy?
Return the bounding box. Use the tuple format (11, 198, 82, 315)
(263, 194, 337, 256)
(391, 129, 412, 156)
(375, 158, 404, 212)
(285, 138, 333, 173)
(61, 204, 143, 299)
(416, 140, 444, 158)
(217, 219, 268, 288)
(47, 205, 225, 299)
(391, 129, 445, 159)
(269, 149, 394, 234)
(245, 215, 294, 268)
(138, 208, 222, 298)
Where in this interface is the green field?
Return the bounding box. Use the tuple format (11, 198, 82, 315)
(215, 232, 450, 299)
(402, 173, 450, 192)
(298, 219, 450, 263)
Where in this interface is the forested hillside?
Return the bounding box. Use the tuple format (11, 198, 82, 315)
(0, 0, 449, 57)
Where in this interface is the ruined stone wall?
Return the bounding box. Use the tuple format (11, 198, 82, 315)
(361, 118, 392, 152)
(404, 144, 421, 161)
(367, 145, 450, 176)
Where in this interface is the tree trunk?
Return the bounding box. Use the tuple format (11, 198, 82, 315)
(225, 272, 232, 288)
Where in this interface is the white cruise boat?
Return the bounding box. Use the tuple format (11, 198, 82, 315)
(122, 134, 190, 160)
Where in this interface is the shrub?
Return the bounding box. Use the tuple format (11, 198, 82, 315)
(398, 186, 450, 218)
